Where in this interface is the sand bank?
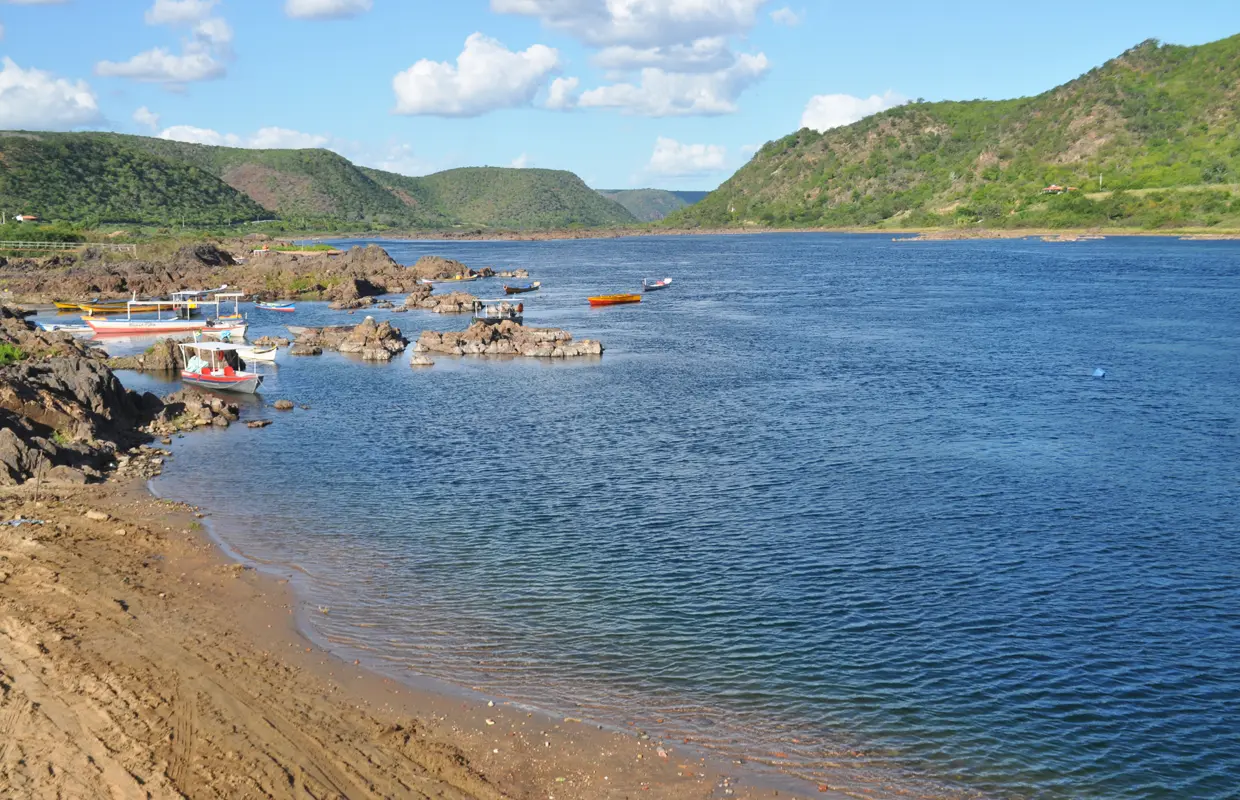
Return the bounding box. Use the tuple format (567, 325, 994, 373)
(0, 480, 834, 799)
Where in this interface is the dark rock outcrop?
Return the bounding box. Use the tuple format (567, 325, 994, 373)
(105, 337, 189, 371)
(414, 321, 603, 359)
(291, 317, 409, 362)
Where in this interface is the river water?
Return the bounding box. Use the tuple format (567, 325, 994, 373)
(96, 234, 1239, 798)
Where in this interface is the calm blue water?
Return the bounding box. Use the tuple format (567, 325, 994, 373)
(109, 234, 1240, 798)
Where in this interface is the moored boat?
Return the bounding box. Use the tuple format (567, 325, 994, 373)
(256, 301, 296, 312)
(36, 322, 93, 335)
(79, 301, 166, 315)
(473, 299, 523, 324)
(179, 342, 263, 394)
(642, 277, 673, 292)
(53, 301, 83, 311)
(504, 281, 541, 294)
(420, 274, 478, 285)
(587, 293, 642, 307)
(235, 344, 277, 362)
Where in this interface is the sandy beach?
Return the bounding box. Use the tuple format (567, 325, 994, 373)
(0, 479, 819, 800)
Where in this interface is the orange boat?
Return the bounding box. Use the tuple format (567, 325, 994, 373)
(588, 293, 641, 307)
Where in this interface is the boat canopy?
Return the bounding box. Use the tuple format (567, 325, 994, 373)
(180, 341, 243, 352)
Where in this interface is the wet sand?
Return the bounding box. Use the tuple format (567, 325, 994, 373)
(0, 480, 826, 799)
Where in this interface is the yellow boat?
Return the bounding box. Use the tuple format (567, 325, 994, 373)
(78, 301, 168, 315)
(588, 293, 642, 307)
(53, 301, 82, 311)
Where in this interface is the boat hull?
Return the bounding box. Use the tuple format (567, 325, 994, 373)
(52, 301, 81, 311)
(235, 345, 277, 362)
(181, 371, 263, 394)
(86, 318, 208, 335)
(642, 278, 673, 292)
(256, 303, 295, 312)
(587, 294, 642, 307)
(504, 284, 540, 294)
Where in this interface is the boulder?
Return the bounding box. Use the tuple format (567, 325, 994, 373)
(273, 399, 294, 410)
(410, 255, 473, 281)
(106, 337, 188, 371)
(297, 317, 408, 358)
(289, 344, 323, 356)
(410, 355, 434, 367)
(253, 336, 291, 347)
(414, 321, 603, 359)
(418, 291, 477, 314)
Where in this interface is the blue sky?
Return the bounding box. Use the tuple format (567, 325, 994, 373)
(2, 0, 1240, 190)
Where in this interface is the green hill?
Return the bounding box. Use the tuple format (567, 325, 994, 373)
(0, 132, 268, 226)
(368, 167, 636, 228)
(669, 34, 1240, 230)
(0, 132, 635, 230)
(598, 189, 699, 221)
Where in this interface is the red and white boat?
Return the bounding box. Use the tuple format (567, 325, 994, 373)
(179, 342, 264, 394)
(84, 293, 247, 338)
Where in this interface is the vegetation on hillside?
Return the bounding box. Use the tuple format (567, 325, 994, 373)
(1, 131, 635, 231)
(598, 189, 694, 221)
(0, 133, 268, 226)
(669, 35, 1240, 230)
(377, 167, 636, 229)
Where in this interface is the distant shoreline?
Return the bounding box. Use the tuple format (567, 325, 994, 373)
(308, 225, 1240, 243)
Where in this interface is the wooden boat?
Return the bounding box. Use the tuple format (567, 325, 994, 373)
(79, 301, 166, 315)
(53, 301, 82, 311)
(642, 277, 673, 292)
(504, 281, 541, 294)
(85, 297, 246, 337)
(473, 299, 523, 325)
(420, 274, 478, 285)
(255, 301, 296, 312)
(36, 322, 93, 335)
(179, 342, 263, 394)
(588, 294, 642, 307)
(235, 344, 277, 362)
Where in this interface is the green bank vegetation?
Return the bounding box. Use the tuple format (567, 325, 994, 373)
(669, 35, 1240, 231)
(0, 131, 635, 231)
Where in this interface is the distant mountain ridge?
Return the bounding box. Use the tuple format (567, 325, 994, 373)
(670, 34, 1240, 230)
(0, 131, 635, 230)
(597, 188, 708, 221)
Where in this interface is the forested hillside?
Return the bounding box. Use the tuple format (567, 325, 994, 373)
(598, 189, 696, 221)
(0, 132, 634, 230)
(0, 133, 268, 226)
(670, 35, 1240, 230)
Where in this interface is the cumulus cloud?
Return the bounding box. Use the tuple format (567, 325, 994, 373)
(285, 0, 372, 19)
(769, 6, 800, 25)
(133, 105, 161, 131)
(492, 0, 769, 48)
(158, 125, 329, 149)
(579, 51, 768, 116)
(544, 76, 579, 110)
(0, 57, 100, 129)
(800, 90, 906, 132)
(647, 136, 726, 176)
(392, 33, 560, 117)
(593, 36, 734, 73)
(98, 0, 232, 84)
(96, 47, 224, 83)
(510, 153, 532, 169)
(145, 0, 217, 25)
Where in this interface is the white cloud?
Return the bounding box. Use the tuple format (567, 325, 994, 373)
(0, 57, 100, 129)
(145, 0, 217, 25)
(544, 76, 579, 110)
(193, 17, 233, 49)
(158, 125, 329, 149)
(579, 51, 768, 116)
(492, 0, 769, 48)
(392, 33, 560, 117)
(769, 6, 800, 25)
(133, 105, 161, 131)
(647, 136, 726, 176)
(285, 0, 372, 19)
(800, 90, 906, 132)
(739, 142, 760, 155)
(511, 153, 532, 169)
(593, 36, 734, 73)
(96, 47, 224, 83)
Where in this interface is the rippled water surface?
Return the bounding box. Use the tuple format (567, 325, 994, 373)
(123, 234, 1239, 798)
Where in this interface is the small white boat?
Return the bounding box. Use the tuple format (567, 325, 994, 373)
(179, 342, 263, 394)
(235, 344, 277, 362)
(642, 277, 673, 292)
(84, 293, 247, 337)
(36, 322, 93, 335)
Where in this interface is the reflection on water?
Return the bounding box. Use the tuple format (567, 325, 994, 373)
(76, 234, 1240, 799)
